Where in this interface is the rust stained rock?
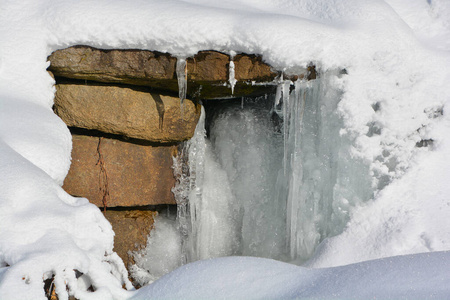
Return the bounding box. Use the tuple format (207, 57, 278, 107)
(63, 134, 177, 207)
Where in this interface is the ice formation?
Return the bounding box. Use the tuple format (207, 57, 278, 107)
(281, 73, 373, 262)
(228, 51, 237, 94)
(164, 71, 373, 266)
(176, 58, 187, 106)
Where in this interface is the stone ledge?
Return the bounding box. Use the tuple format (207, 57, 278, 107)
(48, 46, 311, 99)
(54, 81, 200, 143)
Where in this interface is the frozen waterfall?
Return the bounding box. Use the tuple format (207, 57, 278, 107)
(132, 71, 374, 284)
(177, 70, 373, 263)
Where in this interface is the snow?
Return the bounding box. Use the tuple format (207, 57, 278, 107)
(132, 252, 450, 299)
(0, 0, 449, 299)
(129, 216, 182, 286)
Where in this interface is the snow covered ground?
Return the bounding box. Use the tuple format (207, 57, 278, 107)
(0, 0, 450, 299)
(132, 252, 450, 299)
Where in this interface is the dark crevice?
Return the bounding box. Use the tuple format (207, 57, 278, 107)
(68, 127, 181, 147)
(102, 204, 177, 214)
(416, 139, 434, 148)
(54, 76, 181, 99)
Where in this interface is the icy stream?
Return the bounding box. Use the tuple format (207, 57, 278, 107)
(131, 72, 374, 285)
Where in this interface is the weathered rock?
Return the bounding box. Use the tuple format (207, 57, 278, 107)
(63, 134, 177, 207)
(54, 82, 200, 143)
(185, 51, 276, 81)
(48, 46, 307, 99)
(103, 210, 157, 267)
(184, 51, 282, 99)
(49, 46, 177, 86)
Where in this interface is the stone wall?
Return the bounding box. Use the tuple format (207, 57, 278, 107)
(49, 45, 311, 277)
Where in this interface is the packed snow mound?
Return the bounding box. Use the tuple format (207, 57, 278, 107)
(0, 139, 132, 300)
(131, 252, 450, 299)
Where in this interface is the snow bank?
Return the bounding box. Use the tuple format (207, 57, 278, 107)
(1, 0, 450, 298)
(0, 1, 132, 299)
(132, 251, 450, 299)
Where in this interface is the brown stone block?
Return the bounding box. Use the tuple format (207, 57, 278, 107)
(186, 51, 231, 81)
(234, 54, 279, 81)
(48, 46, 177, 85)
(54, 82, 200, 143)
(63, 134, 177, 207)
(103, 210, 157, 267)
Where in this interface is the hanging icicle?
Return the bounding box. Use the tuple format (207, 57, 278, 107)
(228, 51, 237, 95)
(176, 57, 187, 107)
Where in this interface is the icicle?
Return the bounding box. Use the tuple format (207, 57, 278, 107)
(176, 58, 187, 113)
(282, 80, 291, 174)
(274, 73, 283, 108)
(286, 78, 307, 261)
(228, 51, 237, 95)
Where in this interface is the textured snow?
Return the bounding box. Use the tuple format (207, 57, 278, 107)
(0, 0, 449, 299)
(132, 252, 450, 299)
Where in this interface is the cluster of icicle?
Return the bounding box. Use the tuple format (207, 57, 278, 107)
(175, 54, 238, 106)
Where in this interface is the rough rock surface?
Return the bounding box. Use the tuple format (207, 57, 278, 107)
(49, 47, 177, 86)
(54, 82, 200, 143)
(63, 134, 177, 207)
(48, 46, 308, 99)
(103, 210, 157, 267)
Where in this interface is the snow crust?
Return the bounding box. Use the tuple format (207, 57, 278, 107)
(1, 0, 450, 299)
(132, 252, 450, 299)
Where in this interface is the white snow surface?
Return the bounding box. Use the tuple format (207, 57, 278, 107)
(132, 252, 450, 299)
(0, 0, 450, 299)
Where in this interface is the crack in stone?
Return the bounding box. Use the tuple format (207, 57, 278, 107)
(96, 137, 110, 211)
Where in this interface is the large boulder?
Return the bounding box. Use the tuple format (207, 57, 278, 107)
(48, 46, 307, 99)
(54, 82, 200, 143)
(63, 134, 177, 207)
